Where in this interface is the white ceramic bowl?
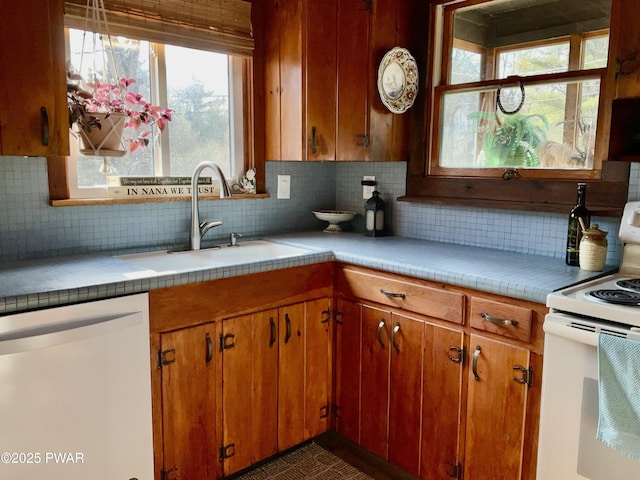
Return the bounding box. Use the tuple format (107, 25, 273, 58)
(312, 210, 357, 233)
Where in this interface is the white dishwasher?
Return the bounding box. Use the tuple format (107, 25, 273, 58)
(0, 293, 153, 480)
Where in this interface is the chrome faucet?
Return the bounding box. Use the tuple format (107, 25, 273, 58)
(190, 161, 231, 250)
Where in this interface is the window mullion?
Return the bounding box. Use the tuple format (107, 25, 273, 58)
(150, 43, 171, 176)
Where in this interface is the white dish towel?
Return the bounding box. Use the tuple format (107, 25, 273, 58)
(597, 333, 640, 461)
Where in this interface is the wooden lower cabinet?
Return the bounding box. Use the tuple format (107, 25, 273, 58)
(338, 299, 449, 478)
(155, 297, 332, 479)
(159, 323, 223, 480)
(334, 265, 543, 480)
(421, 323, 465, 479)
(335, 298, 362, 444)
(221, 310, 278, 474)
(463, 334, 533, 480)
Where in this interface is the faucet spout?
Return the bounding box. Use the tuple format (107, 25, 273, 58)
(190, 161, 231, 250)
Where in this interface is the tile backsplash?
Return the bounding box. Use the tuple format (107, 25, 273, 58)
(0, 156, 636, 265)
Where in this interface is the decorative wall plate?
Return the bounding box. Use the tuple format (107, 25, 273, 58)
(377, 47, 418, 114)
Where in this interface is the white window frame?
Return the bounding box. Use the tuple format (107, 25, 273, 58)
(65, 30, 245, 199)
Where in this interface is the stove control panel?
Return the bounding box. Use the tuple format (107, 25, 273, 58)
(619, 201, 640, 243)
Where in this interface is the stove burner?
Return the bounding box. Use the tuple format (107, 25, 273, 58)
(616, 279, 640, 292)
(588, 289, 640, 306)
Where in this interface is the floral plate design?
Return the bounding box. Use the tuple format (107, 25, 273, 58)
(377, 47, 419, 114)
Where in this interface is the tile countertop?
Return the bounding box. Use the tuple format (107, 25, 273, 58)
(0, 232, 615, 315)
(265, 232, 617, 304)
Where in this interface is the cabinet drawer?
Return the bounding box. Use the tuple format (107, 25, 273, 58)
(337, 268, 464, 324)
(469, 297, 532, 342)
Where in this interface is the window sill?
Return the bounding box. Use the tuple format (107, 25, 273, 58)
(50, 193, 270, 207)
(403, 161, 630, 218)
(397, 194, 623, 217)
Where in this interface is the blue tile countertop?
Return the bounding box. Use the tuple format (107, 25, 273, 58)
(0, 232, 615, 315)
(265, 232, 617, 304)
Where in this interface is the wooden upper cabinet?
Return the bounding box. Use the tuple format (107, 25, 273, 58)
(0, 0, 69, 156)
(261, 0, 415, 161)
(336, 0, 371, 161)
(609, 0, 640, 99)
(306, 0, 338, 161)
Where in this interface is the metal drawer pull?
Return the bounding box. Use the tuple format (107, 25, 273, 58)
(391, 322, 401, 353)
(269, 317, 276, 348)
(481, 312, 518, 326)
(380, 288, 406, 299)
(377, 319, 386, 348)
(472, 345, 481, 381)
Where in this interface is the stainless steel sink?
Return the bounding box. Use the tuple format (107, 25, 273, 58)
(116, 240, 312, 274)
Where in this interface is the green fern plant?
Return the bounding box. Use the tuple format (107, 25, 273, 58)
(469, 112, 549, 167)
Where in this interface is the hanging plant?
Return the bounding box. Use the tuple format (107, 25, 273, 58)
(68, 72, 173, 153)
(469, 112, 549, 167)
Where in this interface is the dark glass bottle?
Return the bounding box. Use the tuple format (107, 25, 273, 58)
(565, 182, 591, 266)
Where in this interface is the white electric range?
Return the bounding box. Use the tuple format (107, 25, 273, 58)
(537, 201, 640, 480)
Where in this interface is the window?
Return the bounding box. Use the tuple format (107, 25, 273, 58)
(430, 0, 611, 179)
(65, 28, 245, 198)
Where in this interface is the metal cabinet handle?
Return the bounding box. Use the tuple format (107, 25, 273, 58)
(377, 319, 386, 348)
(40, 106, 50, 146)
(321, 309, 331, 323)
(481, 312, 518, 326)
(391, 322, 401, 353)
(311, 126, 317, 154)
(284, 313, 292, 344)
(205, 333, 213, 364)
(269, 317, 276, 348)
(380, 288, 406, 299)
(472, 345, 481, 381)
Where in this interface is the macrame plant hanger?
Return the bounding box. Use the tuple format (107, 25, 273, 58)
(77, 0, 126, 169)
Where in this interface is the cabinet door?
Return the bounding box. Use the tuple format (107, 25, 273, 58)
(278, 302, 306, 450)
(250, 310, 279, 461)
(360, 305, 390, 459)
(306, 1, 337, 160)
(610, 0, 640, 99)
(388, 312, 424, 476)
(335, 298, 362, 443)
(222, 310, 278, 475)
(336, 0, 370, 161)
(304, 298, 333, 438)
(464, 334, 531, 480)
(421, 323, 465, 480)
(160, 323, 222, 480)
(0, 0, 68, 156)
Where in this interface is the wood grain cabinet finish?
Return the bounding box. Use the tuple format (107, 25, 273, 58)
(609, 0, 640, 99)
(336, 295, 462, 478)
(0, 0, 69, 156)
(336, 266, 465, 324)
(334, 265, 545, 480)
(261, 0, 415, 161)
(464, 335, 536, 480)
(469, 296, 533, 343)
(158, 323, 223, 480)
(149, 264, 334, 480)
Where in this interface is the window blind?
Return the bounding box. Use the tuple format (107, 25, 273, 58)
(64, 0, 253, 56)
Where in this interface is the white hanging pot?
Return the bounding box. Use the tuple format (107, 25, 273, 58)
(75, 112, 126, 156)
